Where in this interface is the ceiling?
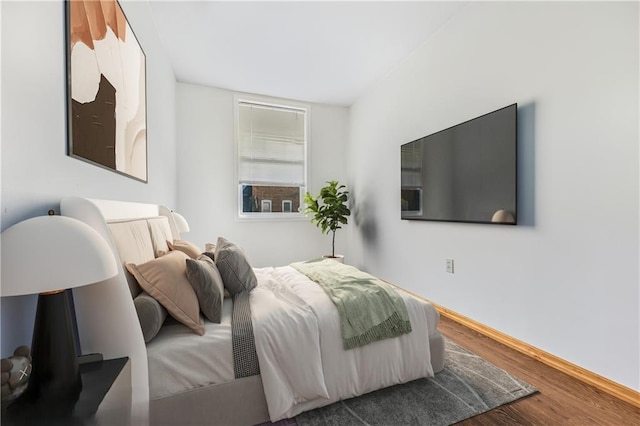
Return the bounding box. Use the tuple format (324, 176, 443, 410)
(147, 1, 468, 107)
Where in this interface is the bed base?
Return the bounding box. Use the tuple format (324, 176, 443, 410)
(150, 375, 268, 426)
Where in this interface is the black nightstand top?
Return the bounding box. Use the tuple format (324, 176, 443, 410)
(2, 357, 128, 426)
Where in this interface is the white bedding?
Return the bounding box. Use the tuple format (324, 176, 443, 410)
(146, 265, 437, 420)
(252, 266, 435, 421)
(146, 299, 234, 399)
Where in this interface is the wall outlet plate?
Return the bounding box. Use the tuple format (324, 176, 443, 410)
(446, 258, 454, 273)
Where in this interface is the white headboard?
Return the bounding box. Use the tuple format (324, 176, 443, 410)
(60, 197, 179, 421)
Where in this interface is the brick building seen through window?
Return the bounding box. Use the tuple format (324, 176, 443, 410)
(242, 185, 301, 213)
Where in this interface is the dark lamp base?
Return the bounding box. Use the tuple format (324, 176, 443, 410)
(22, 291, 82, 404)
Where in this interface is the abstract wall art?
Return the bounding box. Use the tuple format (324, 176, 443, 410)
(66, 0, 147, 182)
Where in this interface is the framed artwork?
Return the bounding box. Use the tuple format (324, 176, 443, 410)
(66, 0, 147, 182)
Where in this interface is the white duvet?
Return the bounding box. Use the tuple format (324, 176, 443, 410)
(252, 266, 434, 421)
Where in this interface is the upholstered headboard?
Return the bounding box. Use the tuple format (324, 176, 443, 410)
(60, 197, 180, 422)
(108, 217, 174, 298)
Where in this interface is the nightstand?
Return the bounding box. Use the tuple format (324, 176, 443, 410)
(2, 357, 131, 425)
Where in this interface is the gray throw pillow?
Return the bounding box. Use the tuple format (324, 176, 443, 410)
(214, 237, 257, 295)
(185, 255, 225, 323)
(133, 292, 168, 343)
(201, 250, 215, 262)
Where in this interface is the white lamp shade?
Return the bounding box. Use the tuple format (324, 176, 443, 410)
(172, 212, 190, 233)
(1, 216, 118, 296)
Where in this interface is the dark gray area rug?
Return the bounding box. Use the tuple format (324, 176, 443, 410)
(295, 338, 538, 426)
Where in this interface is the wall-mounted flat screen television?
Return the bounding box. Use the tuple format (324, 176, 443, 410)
(401, 103, 517, 224)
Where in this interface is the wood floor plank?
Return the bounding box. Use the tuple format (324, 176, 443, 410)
(439, 316, 640, 425)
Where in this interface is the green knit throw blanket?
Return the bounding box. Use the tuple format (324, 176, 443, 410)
(291, 259, 412, 350)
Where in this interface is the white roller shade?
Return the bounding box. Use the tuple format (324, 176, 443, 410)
(401, 142, 422, 187)
(238, 101, 306, 186)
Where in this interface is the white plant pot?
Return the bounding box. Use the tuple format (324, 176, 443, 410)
(323, 254, 344, 264)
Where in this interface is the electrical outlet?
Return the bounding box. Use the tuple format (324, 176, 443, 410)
(446, 258, 454, 274)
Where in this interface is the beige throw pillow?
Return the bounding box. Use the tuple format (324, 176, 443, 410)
(168, 239, 201, 259)
(126, 251, 204, 336)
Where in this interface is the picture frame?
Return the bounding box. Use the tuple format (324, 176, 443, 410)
(65, 0, 148, 182)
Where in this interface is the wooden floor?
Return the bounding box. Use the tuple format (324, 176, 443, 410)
(439, 316, 640, 425)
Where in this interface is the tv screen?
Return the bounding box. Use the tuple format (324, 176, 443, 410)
(401, 104, 517, 224)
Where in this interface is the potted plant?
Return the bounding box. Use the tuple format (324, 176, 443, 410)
(304, 180, 351, 261)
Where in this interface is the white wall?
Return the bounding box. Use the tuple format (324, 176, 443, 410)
(1, 1, 177, 356)
(347, 2, 639, 391)
(176, 83, 350, 267)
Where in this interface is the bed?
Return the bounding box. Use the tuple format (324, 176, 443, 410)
(60, 197, 445, 425)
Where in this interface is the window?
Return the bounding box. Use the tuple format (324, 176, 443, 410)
(236, 97, 308, 218)
(401, 142, 423, 216)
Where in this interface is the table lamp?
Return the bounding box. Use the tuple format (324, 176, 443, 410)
(172, 211, 190, 233)
(1, 215, 118, 405)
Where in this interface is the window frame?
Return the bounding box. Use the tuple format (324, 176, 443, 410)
(261, 199, 272, 213)
(234, 94, 310, 221)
